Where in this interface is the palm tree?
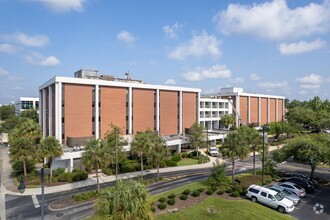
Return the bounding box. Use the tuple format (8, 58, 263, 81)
(221, 132, 249, 186)
(221, 114, 235, 129)
(238, 126, 262, 175)
(82, 139, 111, 193)
(187, 122, 205, 156)
(95, 179, 153, 220)
(130, 129, 153, 182)
(150, 133, 169, 181)
(38, 136, 63, 183)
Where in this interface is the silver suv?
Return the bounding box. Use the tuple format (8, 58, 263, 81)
(267, 185, 300, 205)
(246, 184, 295, 213)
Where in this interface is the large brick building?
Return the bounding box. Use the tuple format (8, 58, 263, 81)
(39, 70, 200, 145)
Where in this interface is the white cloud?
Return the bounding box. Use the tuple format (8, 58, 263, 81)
(169, 31, 221, 60)
(214, 0, 330, 40)
(296, 74, 322, 84)
(0, 67, 9, 77)
(24, 52, 60, 67)
(229, 77, 244, 83)
(117, 31, 136, 44)
(257, 80, 288, 91)
(279, 39, 326, 55)
(182, 64, 231, 81)
(300, 84, 320, 89)
(2, 32, 50, 47)
(163, 22, 181, 39)
(0, 44, 18, 54)
(249, 73, 260, 81)
(164, 79, 176, 85)
(0, 67, 22, 81)
(298, 90, 308, 95)
(202, 88, 217, 95)
(33, 0, 85, 12)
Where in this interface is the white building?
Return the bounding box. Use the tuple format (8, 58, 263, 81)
(15, 97, 39, 115)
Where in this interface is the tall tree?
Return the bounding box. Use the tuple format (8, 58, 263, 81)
(20, 109, 39, 123)
(238, 126, 262, 175)
(187, 122, 206, 156)
(208, 159, 228, 188)
(221, 114, 235, 129)
(82, 139, 111, 193)
(130, 129, 153, 182)
(150, 133, 169, 181)
(95, 179, 153, 220)
(221, 132, 249, 186)
(0, 104, 15, 121)
(38, 136, 63, 183)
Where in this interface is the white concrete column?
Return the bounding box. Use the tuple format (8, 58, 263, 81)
(236, 96, 240, 127)
(156, 89, 160, 134)
(275, 98, 278, 122)
(197, 92, 200, 123)
(58, 82, 62, 144)
(42, 88, 47, 138)
(48, 86, 53, 137)
(248, 95, 251, 124)
(179, 91, 183, 134)
(95, 85, 99, 139)
(267, 98, 270, 124)
(69, 158, 73, 172)
(258, 97, 261, 126)
(177, 144, 182, 153)
(128, 87, 133, 134)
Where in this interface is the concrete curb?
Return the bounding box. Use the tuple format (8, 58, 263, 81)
(48, 199, 94, 212)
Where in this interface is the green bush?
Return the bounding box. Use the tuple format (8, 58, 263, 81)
(197, 188, 205, 192)
(57, 170, 88, 182)
(206, 189, 214, 195)
(158, 197, 166, 203)
(151, 206, 156, 213)
(52, 168, 65, 177)
(158, 202, 167, 210)
(179, 194, 188, 200)
(181, 152, 188, 158)
(167, 198, 176, 205)
(182, 189, 191, 195)
(72, 191, 98, 202)
(165, 160, 177, 167)
(231, 191, 240, 197)
(217, 189, 225, 195)
(120, 160, 140, 173)
(171, 154, 181, 162)
(159, 161, 167, 168)
(102, 167, 113, 175)
(168, 193, 176, 199)
(191, 190, 200, 197)
(197, 155, 210, 164)
(12, 159, 36, 176)
(225, 188, 233, 193)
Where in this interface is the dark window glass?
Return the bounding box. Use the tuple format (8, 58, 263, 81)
(260, 192, 267, 197)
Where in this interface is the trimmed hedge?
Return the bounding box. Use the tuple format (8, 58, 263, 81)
(165, 160, 178, 167)
(180, 194, 188, 200)
(167, 198, 176, 206)
(171, 154, 181, 162)
(151, 206, 156, 213)
(217, 189, 225, 195)
(182, 189, 191, 195)
(57, 169, 88, 183)
(197, 188, 205, 192)
(158, 197, 166, 203)
(231, 191, 240, 197)
(158, 202, 167, 210)
(206, 189, 214, 195)
(191, 190, 200, 197)
(168, 193, 176, 199)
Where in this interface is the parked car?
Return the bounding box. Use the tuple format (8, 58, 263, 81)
(267, 185, 301, 205)
(282, 172, 317, 186)
(279, 177, 314, 192)
(246, 184, 295, 213)
(208, 147, 220, 157)
(275, 182, 306, 197)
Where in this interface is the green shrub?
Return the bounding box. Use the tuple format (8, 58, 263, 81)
(225, 188, 233, 193)
(231, 191, 240, 197)
(158, 197, 166, 203)
(158, 202, 167, 210)
(182, 189, 191, 195)
(217, 189, 225, 195)
(206, 189, 214, 195)
(159, 161, 167, 168)
(120, 164, 137, 173)
(151, 206, 156, 213)
(179, 194, 188, 200)
(52, 168, 65, 177)
(171, 154, 181, 162)
(198, 155, 210, 164)
(167, 198, 176, 206)
(102, 168, 113, 175)
(191, 190, 200, 197)
(197, 188, 205, 192)
(57, 170, 88, 182)
(168, 193, 176, 199)
(12, 159, 36, 176)
(165, 160, 177, 167)
(181, 152, 187, 158)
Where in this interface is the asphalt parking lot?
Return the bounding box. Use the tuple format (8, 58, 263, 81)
(289, 185, 330, 220)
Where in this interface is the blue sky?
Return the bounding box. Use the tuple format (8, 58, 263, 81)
(0, 0, 330, 104)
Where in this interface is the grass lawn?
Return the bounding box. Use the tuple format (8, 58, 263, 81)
(152, 180, 209, 202)
(177, 158, 199, 166)
(157, 197, 293, 220)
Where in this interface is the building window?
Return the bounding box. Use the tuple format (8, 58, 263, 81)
(92, 101, 95, 107)
(21, 101, 33, 110)
(62, 133, 65, 140)
(92, 117, 95, 122)
(62, 117, 64, 123)
(35, 101, 39, 110)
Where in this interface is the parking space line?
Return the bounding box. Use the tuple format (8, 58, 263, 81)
(31, 195, 40, 208)
(304, 194, 315, 198)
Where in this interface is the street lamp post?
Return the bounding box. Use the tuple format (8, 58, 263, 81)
(18, 167, 45, 220)
(115, 130, 118, 182)
(261, 126, 269, 185)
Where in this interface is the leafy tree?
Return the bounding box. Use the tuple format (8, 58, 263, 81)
(130, 129, 153, 182)
(0, 104, 15, 121)
(187, 122, 205, 156)
(38, 136, 63, 183)
(221, 114, 235, 129)
(150, 133, 169, 181)
(208, 159, 228, 188)
(82, 139, 111, 193)
(20, 109, 39, 123)
(221, 132, 249, 186)
(238, 126, 262, 175)
(95, 179, 153, 220)
(0, 115, 26, 133)
(268, 122, 283, 139)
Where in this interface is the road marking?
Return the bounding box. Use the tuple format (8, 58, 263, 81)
(31, 195, 40, 208)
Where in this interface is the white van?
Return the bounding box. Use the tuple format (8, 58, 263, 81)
(246, 184, 295, 213)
